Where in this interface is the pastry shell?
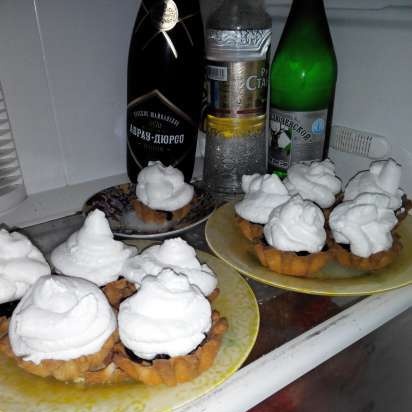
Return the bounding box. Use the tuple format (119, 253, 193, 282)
(328, 234, 402, 271)
(235, 215, 264, 242)
(131, 198, 192, 224)
(255, 242, 330, 277)
(102, 278, 137, 309)
(113, 310, 228, 386)
(395, 196, 412, 226)
(103, 279, 220, 309)
(0, 322, 119, 384)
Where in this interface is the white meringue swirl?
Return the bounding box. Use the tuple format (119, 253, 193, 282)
(344, 158, 403, 210)
(0, 229, 51, 304)
(50, 209, 137, 286)
(235, 173, 290, 224)
(118, 268, 212, 360)
(284, 159, 342, 208)
(329, 193, 397, 258)
(9, 275, 116, 364)
(123, 237, 217, 296)
(136, 161, 194, 211)
(264, 195, 326, 253)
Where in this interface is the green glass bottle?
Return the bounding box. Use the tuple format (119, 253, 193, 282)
(268, 0, 337, 178)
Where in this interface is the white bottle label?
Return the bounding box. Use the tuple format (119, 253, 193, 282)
(268, 107, 328, 171)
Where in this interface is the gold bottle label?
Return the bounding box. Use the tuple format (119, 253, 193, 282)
(206, 60, 268, 117)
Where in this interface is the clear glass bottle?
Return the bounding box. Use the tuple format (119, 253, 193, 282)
(268, 0, 337, 178)
(203, 0, 271, 198)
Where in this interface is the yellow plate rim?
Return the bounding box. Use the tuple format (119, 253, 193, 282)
(205, 202, 412, 297)
(0, 243, 260, 412)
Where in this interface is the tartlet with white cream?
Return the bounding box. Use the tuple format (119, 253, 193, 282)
(50, 209, 137, 287)
(284, 159, 342, 211)
(344, 159, 402, 210)
(328, 193, 401, 270)
(343, 158, 411, 222)
(234, 173, 290, 241)
(114, 268, 228, 386)
(122, 237, 218, 298)
(132, 161, 194, 224)
(0, 229, 51, 320)
(255, 195, 330, 277)
(1, 275, 118, 383)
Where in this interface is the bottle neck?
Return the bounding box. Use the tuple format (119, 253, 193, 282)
(207, 0, 270, 30)
(141, 0, 201, 17)
(289, 0, 327, 19)
(223, 0, 265, 7)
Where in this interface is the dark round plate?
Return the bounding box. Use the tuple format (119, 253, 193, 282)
(83, 182, 216, 239)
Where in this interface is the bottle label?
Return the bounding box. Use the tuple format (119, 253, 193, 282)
(206, 60, 268, 117)
(127, 90, 197, 170)
(268, 107, 328, 171)
(149, 0, 179, 32)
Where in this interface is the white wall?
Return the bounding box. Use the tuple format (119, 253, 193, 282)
(0, 0, 66, 194)
(35, 0, 137, 187)
(0, 1, 411, 195)
(0, 0, 137, 194)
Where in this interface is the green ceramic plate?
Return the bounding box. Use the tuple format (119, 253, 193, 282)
(205, 202, 412, 296)
(0, 243, 259, 412)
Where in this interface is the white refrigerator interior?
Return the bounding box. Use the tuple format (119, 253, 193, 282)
(0, 1, 411, 411)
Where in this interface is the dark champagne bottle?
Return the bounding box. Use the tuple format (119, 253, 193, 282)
(268, 0, 337, 178)
(127, 0, 205, 183)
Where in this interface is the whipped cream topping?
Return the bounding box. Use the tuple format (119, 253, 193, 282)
(235, 173, 290, 224)
(136, 161, 194, 211)
(9, 275, 116, 364)
(284, 159, 342, 208)
(50, 209, 137, 286)
(119, 268, 212, 360)
(344, 158, 403, 210)
(123, 237, 217, 296)
(329, 193, 397, 258)
(0, 229, 51, 304)
(264, 195, 326, 253)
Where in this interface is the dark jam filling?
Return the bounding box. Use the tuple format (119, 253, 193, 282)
(125, 347, 171, 364)
(339, 243, 351, 252)
(0, 300, 19, 318)
(153, 210, 173, 221)
(125, 336, 207, 364)
(263, 240, 329, 255)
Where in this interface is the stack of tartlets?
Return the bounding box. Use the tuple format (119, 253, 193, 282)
(235, 158, 410, 277)
(0, 210, 228, 386)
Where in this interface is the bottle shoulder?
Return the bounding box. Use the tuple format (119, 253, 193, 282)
(207, 1, 271, 30)
(270, 48, 337, 110)
(270, 21, 337, 85)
